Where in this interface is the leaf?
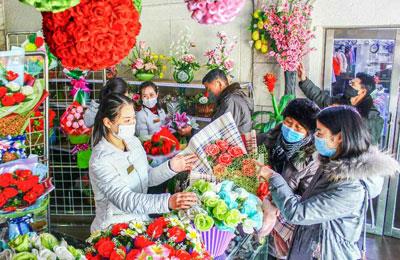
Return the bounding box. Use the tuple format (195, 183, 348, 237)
(254, 123, 265, 130)
(251, 111, 270, 120)
(278, 94, 295, 114)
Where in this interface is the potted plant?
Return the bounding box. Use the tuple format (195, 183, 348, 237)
(128, 41, 168, 81)
(170, 30, 200, 84)
(204, 31, 237, 78)
(194, 91, 215, 118)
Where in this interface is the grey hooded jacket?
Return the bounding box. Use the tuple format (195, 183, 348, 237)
(89, 136, 176, 232)
(269, 147, 399, 260)
(83, 100, 99, 128)
(212, 83, 254, 134)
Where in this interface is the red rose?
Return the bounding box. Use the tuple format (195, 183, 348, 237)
(92, 1, 113, 18)
(228, 146, 244, 158)
(126, 249, 140, 260)
(217, 153, 233, 166)
(51, 10, 72, 27)
(191, 251, 201, 259)
(242, 163, 256, 177)
(17, 176, 39, 192)
(52, 29, 69, 46)
(257, 182, 270, 201)
(0, 194, 8, 208)
(153, 217, 168, 227)
(175, 249, 191, 260)
(32, 183, 45, 196)
(3, 206, 16, 212)
(0, 173, 16, 187)
(0, 87, 7, 98)
(152, 133, 161, 143)
(85, 253, 101, 260)
(151, 147, 160, 156)
(111, 223, 129, 236)
(13, 93, 26, 103)
(6, 71, 18, 81)
(96, 238, 115, 258)
(163, 244, 175, 257)
(205, 144, 220, 157)
(34, 37, 44, 48)
(143, 141, 152, 154)
(23, 191, 38, 205)
(110, 247, 126, 260)
(15, 169, 33, 180)
(146, 221, 164, 239)
(2, 95, 16, 107)
(2, 187, 18, 199)
(167, 227, 186, 243)
(161, 143, 172, 155)
(24, 73, 35, 85)
(134, 236, 154, 249)
(216, 140, 229, 152)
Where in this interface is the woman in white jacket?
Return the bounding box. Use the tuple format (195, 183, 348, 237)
(135, 81, 167, 138)
(89, 94, 197, 232)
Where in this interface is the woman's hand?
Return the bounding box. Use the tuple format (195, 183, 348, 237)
(297, 63, 307, 82)
(170, 153, 198, 173)
(254, 161, 276, 181)
(178, 126, 193, 136)
(168, 192, 198, 210)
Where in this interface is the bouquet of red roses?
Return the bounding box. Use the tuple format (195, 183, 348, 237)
(60, 101, 91, 144)
(85, 216, 211, 260)
(0, 158, 54, 214)
(143, 127, 180, 156)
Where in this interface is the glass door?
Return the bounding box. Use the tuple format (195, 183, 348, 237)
(323, 28, 400, 236)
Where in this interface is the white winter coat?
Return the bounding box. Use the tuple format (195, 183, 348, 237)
(135, 107, 167, 137)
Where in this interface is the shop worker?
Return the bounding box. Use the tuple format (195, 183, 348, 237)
(297, 64, 384, 145)
(89, 93, 198, 232)
(258, 105, 399, 260)
(84, 77, 130, 128)
(256, 98, 320, 259)
(135, 81, 167, 138)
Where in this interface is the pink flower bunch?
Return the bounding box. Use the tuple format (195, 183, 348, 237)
(66, 105, 85, 129)
(182, 54, 196, 64)
(264, 0, 315, 71)
(204, 32, 237, 75)
(185, 0, 246, 25)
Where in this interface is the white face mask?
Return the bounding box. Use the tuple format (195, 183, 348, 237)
(114, 124, 136, 141)
(143, 98, 158, 108)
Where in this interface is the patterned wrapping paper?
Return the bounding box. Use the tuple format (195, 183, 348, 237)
(199, 226, 236, 258)
(179, 113, 246, 183)
(0, 135, 26, 163)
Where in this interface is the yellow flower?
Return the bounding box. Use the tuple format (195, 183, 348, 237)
(252, 31, 260, 41)
(160, 54, 165, 59)
(261, 44, 268, 54)
(253, 10, 261, 19)
(257, 21, 264, 30)
(159, 73, 164, 79)
(162, 65, 167, 71)
(254, 40, 262, 50)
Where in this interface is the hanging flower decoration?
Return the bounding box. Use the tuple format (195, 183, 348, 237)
(185, 0, 246, 25)
(18, 0, 80, 13)
(42, 0, 142, 71)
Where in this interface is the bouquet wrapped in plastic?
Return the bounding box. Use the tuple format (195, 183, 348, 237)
(60, 101, 91, 144)
(0, 135, 26, 164)
(0, 156, 54, 217)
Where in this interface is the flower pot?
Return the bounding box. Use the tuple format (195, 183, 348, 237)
(195, 103, 216, 118)
(173, 68, 194, 84)
(77, 149, 92, 169)
(68, 134, 91, 145)
(135, 72, 155, 81)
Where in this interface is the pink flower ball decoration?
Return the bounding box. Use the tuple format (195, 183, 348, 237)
(72, 122, 79, 129)
(78, 119, 85, 126)
(66, 121, 72, 127)
(76, 106, 83, 113)
(67, 114, 74, 121)
(185, 0, 246, 25)
(74, 113, 81, 119)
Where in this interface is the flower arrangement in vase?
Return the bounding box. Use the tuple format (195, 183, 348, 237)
(170, 30, 200, 84)
(204, 31, 237, 77)
(128, 41, 168, 81)
(193, 91, 215, 118)
(85, 216, 211, 259)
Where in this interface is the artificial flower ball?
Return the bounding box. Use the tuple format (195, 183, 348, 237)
(42, 0, 142, 71)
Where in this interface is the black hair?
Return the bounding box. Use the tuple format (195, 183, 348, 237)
(356, 72, 376, 95)
(317, 105, 370, 160)
(93, 94, 134, 146)
(99, 77, 129, 100)
(282, 98, 320, 132)
(138, 81, 161, 109)
(202, 69, 228, 85)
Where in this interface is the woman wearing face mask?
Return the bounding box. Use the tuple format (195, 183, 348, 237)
(84, 77, 131, 128)
(135, 81, 166, 138)
(89, 94, 198, 232)
(256, 99, 320, 259)
(258, 105, 399, 260)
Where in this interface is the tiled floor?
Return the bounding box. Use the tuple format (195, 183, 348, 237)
(53, 223, 400, 260)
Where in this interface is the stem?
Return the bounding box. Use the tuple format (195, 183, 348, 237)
(270, 93, 279, 117)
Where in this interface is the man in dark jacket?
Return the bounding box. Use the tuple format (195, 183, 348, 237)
(297, 64, 383, 145)
(202, 69, 254, 133)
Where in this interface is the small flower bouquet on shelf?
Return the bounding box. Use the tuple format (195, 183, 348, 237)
(194, 91, 215, 118)
(60, 101, 91, 145)
(179, 179, 263, 257)
(85, 216, 211, 260)
(3, 233, 85, 260)
(0, 135, 26, 164)
(0, 156, 54, 217)
(166, 112, 199, 148)
(143, 127, 181, 167)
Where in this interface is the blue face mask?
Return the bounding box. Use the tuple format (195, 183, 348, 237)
(314, 136, 337, 157)
(281, 124, 305, 143)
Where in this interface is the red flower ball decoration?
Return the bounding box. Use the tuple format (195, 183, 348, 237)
(42, 0, 142, 71)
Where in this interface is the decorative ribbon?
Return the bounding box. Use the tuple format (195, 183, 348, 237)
(71, 144, 89, 155)
(70, 78, 90, 97)
(7, 215, 33, 240)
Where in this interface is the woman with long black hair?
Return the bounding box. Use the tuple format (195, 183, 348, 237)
(258, 105, 399, 260)
(89, 93, 198, 232)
